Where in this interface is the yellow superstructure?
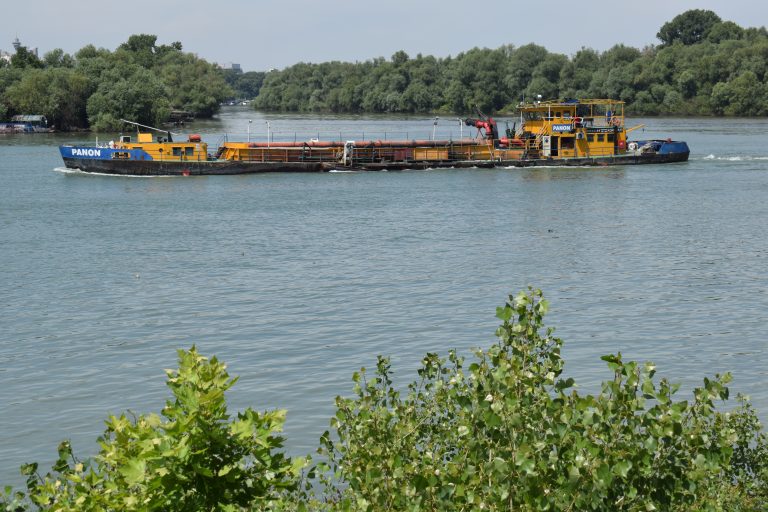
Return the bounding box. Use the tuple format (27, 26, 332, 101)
(114, 132, 209, 162)
(517, 99, 627, 159)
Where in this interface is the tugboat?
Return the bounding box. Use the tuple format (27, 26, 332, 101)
(496, 98, 690, 167)
(58, 100, 689, 176)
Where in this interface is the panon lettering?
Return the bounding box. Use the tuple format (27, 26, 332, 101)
(71, 148, 102, 157)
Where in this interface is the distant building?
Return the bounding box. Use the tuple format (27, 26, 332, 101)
(219, 62, 241, 72)
(2, 36, 38, 64)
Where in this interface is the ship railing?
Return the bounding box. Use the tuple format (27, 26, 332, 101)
(224, 129, 487, 145)
(591, 116, 624, 128)
(231, 139, 496, 165)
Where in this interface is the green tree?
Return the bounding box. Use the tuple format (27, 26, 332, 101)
(3, 68, 90, 129)
(391, 50, 409, 66)
(117, 34, 161, 68)
(504, 43, 549, 101)
(10, 46, 43, 69)
(707, 21, 745, 43)
(42, 48, 74, 68)
(677, 69, 698, 98)
(710, 71, 767, 116)
(156, 52, 232, 117)
(86, 66, 171, 130)
(244, 14, 768, 116)
(558, 47, 600, 97)
(657, 9, 722, 46)
(221, 70, 266, 100)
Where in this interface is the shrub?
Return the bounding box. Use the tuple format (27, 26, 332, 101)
(3, 290, 766, 511)
(2, 347, 304, 511)
(317, 289, 768, 511)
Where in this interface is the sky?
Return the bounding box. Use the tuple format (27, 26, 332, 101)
(3, 0, 766, 71)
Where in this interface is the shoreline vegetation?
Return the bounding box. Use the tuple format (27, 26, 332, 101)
(1, 10, 768, 133)
(2, 289, 766, 511)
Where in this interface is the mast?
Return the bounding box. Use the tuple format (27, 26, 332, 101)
(119, 119, 177, 142)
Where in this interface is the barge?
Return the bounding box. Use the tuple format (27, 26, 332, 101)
(59, 99, 689, 176)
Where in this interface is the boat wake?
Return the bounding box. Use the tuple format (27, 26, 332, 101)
(52, 167, 169, 178)
(53, 166, 82, 174)
(702, 154, 768, 161)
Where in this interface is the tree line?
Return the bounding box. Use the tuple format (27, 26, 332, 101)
(253, 10, 768, 116)
(2, 10, 767, 132)
(0, 34, 233, 131)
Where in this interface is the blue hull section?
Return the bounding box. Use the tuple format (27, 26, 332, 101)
(633, 140, 690, 156)
(59, 146, 153, 161)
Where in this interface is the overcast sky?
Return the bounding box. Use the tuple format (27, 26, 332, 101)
(4, 0, 765, 71)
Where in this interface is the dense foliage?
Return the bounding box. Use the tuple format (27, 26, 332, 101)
(2, 290, 767, 511)
(2, 10, 767, 129)
(254, 10, 768, 116)
(315, 289, 768, 510)
(221, 69, 267, 103)
(1, 347, 303, 511)
(0, 34, 232, 130)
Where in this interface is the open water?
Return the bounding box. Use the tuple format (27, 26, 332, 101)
(1, 108, 767, 488)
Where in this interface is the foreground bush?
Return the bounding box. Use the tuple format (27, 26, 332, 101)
(317, 289, 768, 511)
(1, 348, 303, 511)
(3, 289, 767, 511)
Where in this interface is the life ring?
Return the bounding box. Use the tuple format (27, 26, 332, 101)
(628, 142, 638, 151)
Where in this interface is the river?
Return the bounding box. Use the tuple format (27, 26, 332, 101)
(1, 107, 767, 487)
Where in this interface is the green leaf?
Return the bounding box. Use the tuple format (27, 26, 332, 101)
(20, 462, 37, 476)
(492, 457, 508, 474)
(120, 458, 146, 485)
(613, 460, 632, 478)
(642, 378, 655, 398)
(596, 463, 613, 487)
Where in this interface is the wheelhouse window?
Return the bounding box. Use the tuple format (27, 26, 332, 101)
(172, 147, 182, 157)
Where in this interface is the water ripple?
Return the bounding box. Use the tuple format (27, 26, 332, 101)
(2, 117, 768, 487)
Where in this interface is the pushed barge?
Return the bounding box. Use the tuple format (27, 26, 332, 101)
(59, 99, 689, 176)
